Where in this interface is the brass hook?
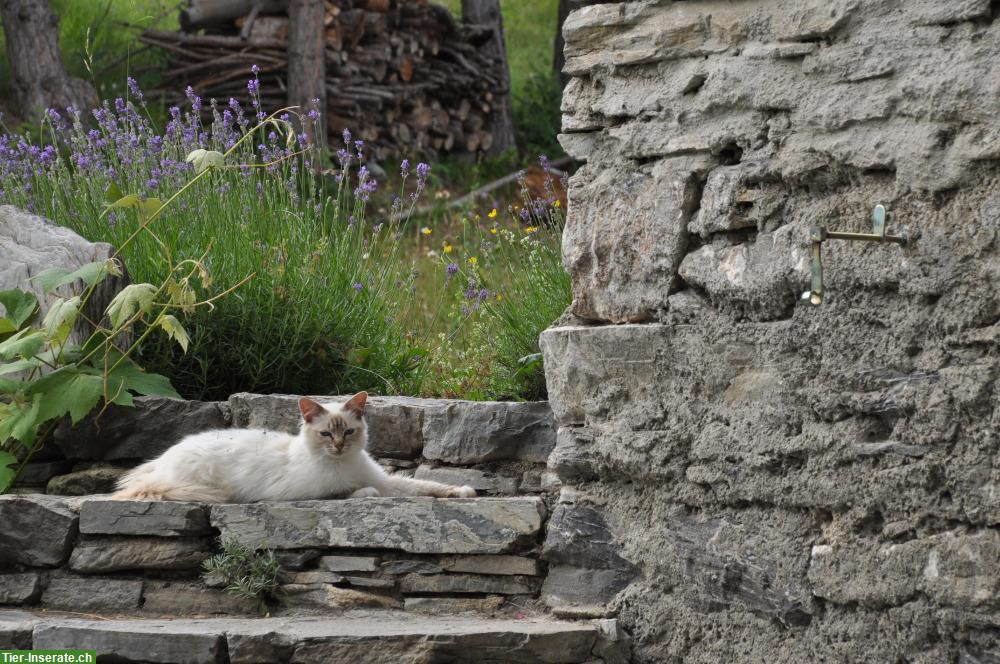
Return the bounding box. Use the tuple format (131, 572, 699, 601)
(809, 205, 907, 305)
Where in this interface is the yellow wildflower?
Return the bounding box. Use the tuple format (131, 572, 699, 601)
(495, 294, 503, 302)
(468, 256, 478, 265)
(525, 226, 539, 234)
(489, 227, 498, 235)
(554, 200, 561, 208)
(421, 227, 432, 235)
(443, 243, 453, 253)
(488, 208, 498, 219)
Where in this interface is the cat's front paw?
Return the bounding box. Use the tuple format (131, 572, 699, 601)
(448, 485, 476, 498)
(350, 486, 381, 498)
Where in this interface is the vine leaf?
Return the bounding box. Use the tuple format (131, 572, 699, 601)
(158, 314, 190, 353)
(35, 261, 112, 294)
(106, 284, 158, 328)
(186, 149, 225, 174)
(42, 296, 81, 344)
(0, 328, 45, 360)
(0, 289, 38, 330)
(0, 450, 17, 493)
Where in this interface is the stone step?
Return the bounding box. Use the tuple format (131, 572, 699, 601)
(1, 609, 620, 664)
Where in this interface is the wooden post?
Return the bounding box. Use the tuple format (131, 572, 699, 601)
(287, 0, 327, 146)
(553, 0, 571, 89)
(0, 0, 96, 120)
(461, 0, 516, 156)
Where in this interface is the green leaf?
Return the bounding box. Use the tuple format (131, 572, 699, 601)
(27, 365, 105, 425)
(35, 261, 111, 293)
(0, 289, 39, 329)
(185, 148, 225, 174)
(105, 193, 141, 210)
(42, 296, 81, 343)
(0, 319, 15, 335)
(105, 360, 181, 399)
(0, 328, 45, 360)
(158, 314, 190, 353)
(105, 182, 124, 203)
(105, 283, 158, 328)
(0, 358, 43, 376)
(0, 394, 42, 448)
(0, 450, 18, 493)
(137, 198, 164, 222)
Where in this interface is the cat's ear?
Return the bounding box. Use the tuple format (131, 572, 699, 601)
(299, 398, 325, 423)
(344, 391, 368, 417)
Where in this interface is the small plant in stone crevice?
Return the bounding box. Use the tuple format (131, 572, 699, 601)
(202, 536, 284, 615)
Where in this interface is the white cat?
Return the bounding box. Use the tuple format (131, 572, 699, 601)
(112, 392, 475, 502)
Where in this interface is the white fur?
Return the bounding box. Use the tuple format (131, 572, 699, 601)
(113, 394, 475, 502)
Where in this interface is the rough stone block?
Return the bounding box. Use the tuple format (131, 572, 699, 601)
(440, 555, 540, 576)
(541, 566, 626, 617)
(414, 465, 520, 494)
(141, 582, 257, 615)
(421, 401, 556, 463)
(42, 576, 143, 612)
(404, 596, 505, 615)
(54, 397, 230, 461)
(210, 497, 546, 554)
(68, 537, 211, 573)
(908, 0, 991, 25)
(678, 225, 810, 321)
(12, 461, 71, 486)
(562, 158, 702, 323)
(381, 560, 443, 575)
(289, 571, 345, 585)
(274, 549, 321, 570)
(688, 162, 785, 237)
(280, 583, 400, 610)
(79, 499, 211, 536)
(46, 467, 125, 496)
(0, 574, 41, 605)
(33, 619, 225, 664)
(318, 555, 380, 572)
(0, 495, 78, 567)
(399, 574, 539, 595)
(548, 427, 599, 483)
(0, 610, 36, 649)
(921, 530, 999, 608)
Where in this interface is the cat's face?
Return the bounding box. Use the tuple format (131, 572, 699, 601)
(298, 393, 368, 458)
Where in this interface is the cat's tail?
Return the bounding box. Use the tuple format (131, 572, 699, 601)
(112, 464, 230, 502)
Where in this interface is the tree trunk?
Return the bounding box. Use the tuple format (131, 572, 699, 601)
(553, 0, 571, 89)
(287, 0, 326, 146)
(0, 0, 96, 120)
(461, 0, 515, 156)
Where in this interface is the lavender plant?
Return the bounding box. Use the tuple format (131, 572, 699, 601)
(0, 73, 426, 401)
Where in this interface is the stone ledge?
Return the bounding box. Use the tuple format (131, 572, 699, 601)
(79, 499, 211, 537)
(210, 497, 547, 554)
(24, 610, 602, 664)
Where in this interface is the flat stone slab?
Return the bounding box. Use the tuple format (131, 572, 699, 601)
(0, 494, 78, 567)
(69, 537, 212, 573)
(0, 573, 42, 605)
(79, 499, 211, 536)
(399, 573, 539, 595)
(0, 610, 37, 649)
(24, 611, 598, 664)
(210, 497, 546, 554)
(42, 577, 143, 612)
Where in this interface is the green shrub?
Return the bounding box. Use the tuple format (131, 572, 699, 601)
(203, 536, 283, 614)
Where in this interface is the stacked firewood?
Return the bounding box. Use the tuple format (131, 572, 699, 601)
(140, 0, 507, 157)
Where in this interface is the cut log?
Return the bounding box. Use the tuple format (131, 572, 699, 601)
(0, 0, 96, 119)
(460, 0, 515, 156)
(288, 0, 327, 141)
(181, 0, 288, 32)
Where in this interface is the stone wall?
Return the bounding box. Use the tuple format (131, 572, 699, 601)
(544, 1, 999, 661)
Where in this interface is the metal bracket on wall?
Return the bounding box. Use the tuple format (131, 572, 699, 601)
(809, 204, 908, 305)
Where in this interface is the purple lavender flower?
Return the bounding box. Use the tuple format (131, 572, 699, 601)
(185, 86, 202, 113)
(353, 282, 363, 292)
(519, 207, 530, 221)
(251, 64, 260, 74)
(400, 158, 410, 178)
(247, 78, 260, 94)
(446, 262, 458, 280)
(308, 109, 320, 121)
(539, 154, 550, 171)
(478, 288, 489, 301)
(127, 77, 143, 101)
(342, 128, 352, 145)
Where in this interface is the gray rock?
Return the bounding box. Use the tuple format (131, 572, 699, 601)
(68, 537, 211, 573)
(279, 583, 400, 610)
(591, 618, 632, 664)
(421, 401, 556, 463)
(0, 494, 78, 567)
(541, 566, 629, 617)
(440, 555, 540, 576)
(79, 499, 211, 536)
(0, 574, 41, 605)
(274, 549, 322, 570)
(0, 610, 37, 649)
(46, 467, 125, 495)
(42, 576, 143, 612)
(53, 396, 230, 461)
(318, 555, 380, 572)
(549, 427, 599, 483)
(688, 162, 785, 237)
(562, 158, 703, 323)
(210, 497, 546, 554)
(33, 618, 225, 663)
(141, 581, 257, 615)
(399, 573, 539, 595)
(289, 571, 345, 585)
(343, 576, 395, 589)
(414, 465, 520, 494)
(0, 205, 126, 348)
(403, 596, 504, 615)
(381, 560, 443, 575)
(909, 0, 991, 25)
(12, 461, 71, 486)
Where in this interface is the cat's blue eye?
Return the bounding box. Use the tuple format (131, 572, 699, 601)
(344, 428, 355, 435)
(320, 431, 332, 438)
